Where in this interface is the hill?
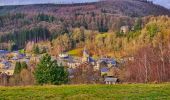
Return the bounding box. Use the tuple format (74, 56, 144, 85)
(0, 0, 169, 49)
(0, 0, 169, 33)
(0, 0, 169, 17)
(0, 84, 170, 100)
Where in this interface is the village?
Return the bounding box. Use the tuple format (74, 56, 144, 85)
(0, 47, 134, 84)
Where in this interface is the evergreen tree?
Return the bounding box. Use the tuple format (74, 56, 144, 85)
(21, 62, 28, 69)
(14, 61, 28, 75)
(14, 62, 22, 74)
(33, 45, 40, 54)
(37, 13, 55, 22)
(0, 27, 50, 49)
(34, 54, 68, 85)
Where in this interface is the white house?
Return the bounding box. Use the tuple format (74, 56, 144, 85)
(120, 26, 129, 34)
(104, 77, 118, 84)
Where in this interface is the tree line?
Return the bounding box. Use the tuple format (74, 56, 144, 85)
(0, 27, 50, 50)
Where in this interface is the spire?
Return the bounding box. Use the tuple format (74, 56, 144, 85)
(83, 46, 89, 58)
(82, 46, 89, 62)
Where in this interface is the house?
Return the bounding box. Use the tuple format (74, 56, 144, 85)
(94, 62, 100, 70)
(0, 50, 9, 58)
(66, 57, 80, 68)
(104, 77, 118, 84)
(10, 51, 26, 60)
(0, 60, 15, 75)
(0, 61, 11, 69)
(59, 53, 69, 59)
(57, 55, 81, 68)
(99, 58, 117, 68)
(4, 69, 14, 76)
(99, 58, 118, 76)
(101, 67, 109, 76)
(120, 26, 129, 34)
(67, 61, 81, 69)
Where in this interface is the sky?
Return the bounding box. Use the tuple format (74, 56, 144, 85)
(0, 0, 99, 5)
(0, 0, 169, 9)
(148, 0, 170, 9)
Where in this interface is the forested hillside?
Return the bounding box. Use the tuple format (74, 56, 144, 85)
(0, 0, 169, 50)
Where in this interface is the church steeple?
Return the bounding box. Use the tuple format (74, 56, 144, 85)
(82, 47, 89, 62)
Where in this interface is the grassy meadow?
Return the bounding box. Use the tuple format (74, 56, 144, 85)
(0, 84, 170, 100)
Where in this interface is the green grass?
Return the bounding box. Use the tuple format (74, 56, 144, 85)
(0, 84, 170, 100)
(67, 48, 83, 56)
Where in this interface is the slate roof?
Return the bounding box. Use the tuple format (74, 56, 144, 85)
(0, 50, 9, 54)
(104, 77, 118, 82)
(99, 58, 116, 65)
(88, 57, 95, 63)
(101, 67, 109, 72)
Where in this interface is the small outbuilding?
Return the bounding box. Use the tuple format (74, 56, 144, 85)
(104, 77, 118, 84)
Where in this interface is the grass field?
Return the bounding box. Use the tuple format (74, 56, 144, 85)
(67, 48, 83, 56)
(0, 84, 170, 100)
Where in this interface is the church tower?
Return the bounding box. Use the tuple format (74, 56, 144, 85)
(82, 47, 89, 62)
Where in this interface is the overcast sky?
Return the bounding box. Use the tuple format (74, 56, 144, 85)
(148, 0, 170, 9)
(0, 0, 169, 9)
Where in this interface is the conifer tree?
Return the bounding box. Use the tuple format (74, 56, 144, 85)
(34, 54, 68, 85)
(14, 62, 22, 74)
